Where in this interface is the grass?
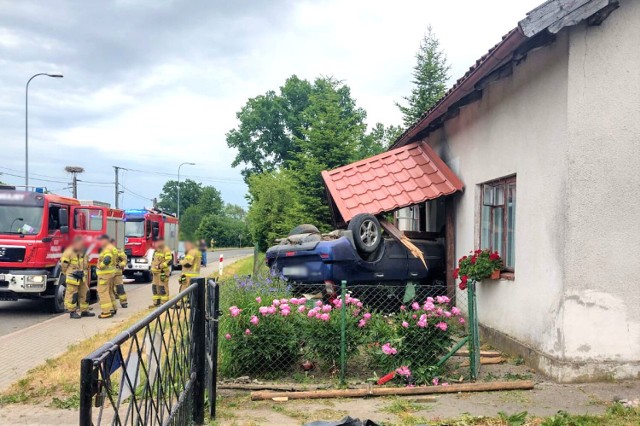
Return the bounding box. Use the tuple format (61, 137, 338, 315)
(208, 253, 263, 280)
(0, 309, 149, 409)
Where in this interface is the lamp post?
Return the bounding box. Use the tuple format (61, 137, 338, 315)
(177, 162, 195, 219)
(26, 73, 63, 188)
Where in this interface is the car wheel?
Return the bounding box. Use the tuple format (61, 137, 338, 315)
(50, 275, 66, 313)
(348, 213, 382, 255)
(289, 224, 320, 236)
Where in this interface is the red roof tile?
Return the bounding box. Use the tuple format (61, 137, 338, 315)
(322, 142, 464, 222)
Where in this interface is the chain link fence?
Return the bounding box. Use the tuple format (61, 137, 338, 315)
(218, 273, 479, 387)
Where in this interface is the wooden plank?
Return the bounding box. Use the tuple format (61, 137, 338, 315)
(251, 381, 535, 401)
(456, 350, 502, 358)
(461, 357, 505, 367)
(519, 0, 591, 37)
(445, 196, 456, 302)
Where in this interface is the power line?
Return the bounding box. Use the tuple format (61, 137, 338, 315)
(119, 183, 154, 202)
(0, 166, 113, 185)
(121, 166, 244, 184)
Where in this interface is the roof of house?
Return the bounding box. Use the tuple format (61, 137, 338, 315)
(392, 0, 619, 148)
(321, 142, 463, 222)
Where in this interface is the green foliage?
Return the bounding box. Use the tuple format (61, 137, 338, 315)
(498, 411, 528, 426)
(229, 74, 401, 245)
(397, 26, 450, 127)
(157, 179, 202, 215)
(246, 170, 312, 250)
(456, 249, 503, 283)
(196, 204, 251, 248)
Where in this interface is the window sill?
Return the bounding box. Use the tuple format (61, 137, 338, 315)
(500, 272, 515, 281)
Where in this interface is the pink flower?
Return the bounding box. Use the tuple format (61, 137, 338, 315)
(280, 298, 288, 304)
(396, 366, 411, 377)
(258, 306, 269, 316)
(363, 313, 372, 320)
(267, 306, 277, 315)
(358, 319, 367, 328)
(381, 343, 397, 355)
(426, 297, 434, 303)
(441, 382, 449, 386)
(332, 299, 342, 308)
(436, 308, 444, 316)
(224, 333, 231, 340)
(229, 306, 241, 317)
(435, 322, 448, 331)
(297, 305, 306, 313)
(244, 329, 251, 335)
(322, 304, 332, 313)
(411, 302, 420, 311)
(280, 303, 290, 311)
(401, 321, 409, 328)
(423, 302, 435, 311)
(459, 317, 466, 325)
(299, 297, 307, 305)
(444, 311, 452, 318)
(436, 295, 450, 304)
(289, 297, 299, 305)
(250, 315, 259, 325)
(307, 310, 316, 318)
(319, 313, 330, 321)
(412, 314, 417, 319)
(400, 305, 406, 311)
(281, 309, 291, 316)
(315, 300, 323, 307)
(255, 296, 262, 303)
(356, 301, 363, 308)
(417, 319, 427, 328)
(272, 299, 280, 306)
(451, 307, 461, 316)
(432, 378, 439, 386)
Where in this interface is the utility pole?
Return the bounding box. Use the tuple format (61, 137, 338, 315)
(64, 166, 84, 199)
(114, 166, 126, 208)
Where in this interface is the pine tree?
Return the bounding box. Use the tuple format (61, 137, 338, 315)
(397, 26, 450, 127)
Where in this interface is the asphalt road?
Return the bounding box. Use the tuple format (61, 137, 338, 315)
(0, 248, 252, 337)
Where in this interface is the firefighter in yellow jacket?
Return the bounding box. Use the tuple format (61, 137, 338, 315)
(150, 238, 173, 308)
(110, 238, 128, 308)
(96, 234, 119, 318)
(60, 236, 95, 319)
(179, 240, 201, 292)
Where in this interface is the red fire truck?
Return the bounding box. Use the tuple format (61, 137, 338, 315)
(0, 188, 125, 312)
(123, 208, 179, 282)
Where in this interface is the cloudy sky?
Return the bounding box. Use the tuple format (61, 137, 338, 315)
(0, 0, 541, 209)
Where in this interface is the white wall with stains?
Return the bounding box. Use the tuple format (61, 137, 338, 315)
(423, 0, 639, 382)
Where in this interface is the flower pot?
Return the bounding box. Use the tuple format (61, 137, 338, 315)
(490, 269, 501, 280)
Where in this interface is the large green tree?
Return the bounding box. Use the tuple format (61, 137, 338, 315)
(397, 26, 450, 127)
(157, 179, 202, 215)
(196, 204, 251, 248)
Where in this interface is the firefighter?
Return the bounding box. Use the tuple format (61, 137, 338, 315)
(60, 236, 95, 318)
(110, 238, 128, 308)
(96, 234, 119, 318)
(179, 240, 201, 292)
(149, 238, 173, 308)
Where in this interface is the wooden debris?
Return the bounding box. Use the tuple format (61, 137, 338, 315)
(460, 357, 505, 367)
(219, 383, 330, 392)
(251, 380, 534, 401)
(456, 350, 502, 358)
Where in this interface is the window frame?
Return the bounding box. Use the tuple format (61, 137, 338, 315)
(73, 208, 104, 232)
(479, 175, 516, 272)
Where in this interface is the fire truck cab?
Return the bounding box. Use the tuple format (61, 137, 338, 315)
(0, 188, 125, 312)
(123, 208, 179, 282)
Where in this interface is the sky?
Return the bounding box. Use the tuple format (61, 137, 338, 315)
(0, 0, 542, 209)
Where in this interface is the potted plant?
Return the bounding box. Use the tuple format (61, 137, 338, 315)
(454, 249, 503, 289)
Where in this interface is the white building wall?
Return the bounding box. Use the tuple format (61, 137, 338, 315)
(423, 1, 640, 381)
(428, 30, 571, 362)
(560, 0, 640, 379)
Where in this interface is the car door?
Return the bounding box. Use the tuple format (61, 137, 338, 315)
(354, 238, 408, 283)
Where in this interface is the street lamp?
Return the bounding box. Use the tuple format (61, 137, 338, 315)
(26, 73, 63, 187)
(177, 162, 195, 219)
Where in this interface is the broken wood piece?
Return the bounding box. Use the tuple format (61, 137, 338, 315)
(250, 380, 534, 401)
(272, 397, 289, 402)
(456, 350, 502, 358)
(219, 383, 329, 391)
(460, 356, 505, 367)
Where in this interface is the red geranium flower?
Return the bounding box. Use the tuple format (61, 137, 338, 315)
(459, 282, 467, 291)
(453, 268, 459, 279)
(461, 275, 468, 284)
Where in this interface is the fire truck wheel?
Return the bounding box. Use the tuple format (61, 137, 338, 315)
(50, 276, 66, 313)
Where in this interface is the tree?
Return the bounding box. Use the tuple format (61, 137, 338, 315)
(196, 204, 251, 248)
(397, 26, 450, 127)
(360, 123, 404, 158)
(246, 171, 311, 251)
(157, 179, 202, 215)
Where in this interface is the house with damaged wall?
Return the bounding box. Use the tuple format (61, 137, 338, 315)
(322, 0, 639, 382)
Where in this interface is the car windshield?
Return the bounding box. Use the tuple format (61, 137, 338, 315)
(0, 205, 43, 234)
(125, 220, 145, 238)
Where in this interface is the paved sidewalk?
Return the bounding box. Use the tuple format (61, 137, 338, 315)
(0, 252, 250, 391)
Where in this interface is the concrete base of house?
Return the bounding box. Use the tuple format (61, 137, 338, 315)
(479, 324, 640, 383)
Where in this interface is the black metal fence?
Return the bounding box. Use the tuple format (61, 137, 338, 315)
(79, 279, 208, 426)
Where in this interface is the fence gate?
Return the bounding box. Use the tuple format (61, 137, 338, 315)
(205, 278, 220, 419)
(79, 279, 206, 426)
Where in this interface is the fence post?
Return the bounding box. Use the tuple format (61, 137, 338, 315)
(209, 279, 220, 419)
(467, 280, 480, 381)
(78, 358, 94, 426)
(192, 278, 206, 424)
(339, 280, 347, 387)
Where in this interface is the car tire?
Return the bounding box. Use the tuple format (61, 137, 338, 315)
(50, 275, 66, 313)
(348, 213, 382, 255)
(289, 224, 320, 236)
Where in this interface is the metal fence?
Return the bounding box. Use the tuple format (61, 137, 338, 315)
(218, 275, 480, 388)
(79, 279, 207, 426)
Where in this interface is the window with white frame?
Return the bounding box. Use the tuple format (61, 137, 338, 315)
(480, 176, 516, 271)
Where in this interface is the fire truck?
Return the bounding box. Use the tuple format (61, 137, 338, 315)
(0, 188, 125, 312)
(123, 208, 179, 282)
